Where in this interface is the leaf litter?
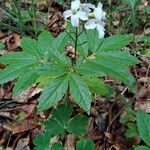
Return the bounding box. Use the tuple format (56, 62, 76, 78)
(0, 0, 150, 150)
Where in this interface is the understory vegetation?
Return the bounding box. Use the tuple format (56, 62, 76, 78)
(0, 0, 150, 150)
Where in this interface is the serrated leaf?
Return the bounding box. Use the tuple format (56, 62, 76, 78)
(136, 109, 150, 147)
(0, 42, 5, 49)
(38, 31, 54, 54)
(44, 118, 64, 136)
(37, 76, 69, 112)
(21, 37, 39, 57)
(52, 103, 73, 128)
(52, 32, 69, 53)
(78, 31, 89, 57)
(33, 131, 51, 150)
(67, 114, 88, 136)
(13, 71, 39, 95)
(97, 35, 133, 52)
(92, 51, 139, 91)
(134, 146, 150, 150)
(51, 143, 64, 150)
(125, 123, 138, 138)
(76, 139, 95, 150)
(0, 63, 34, 84)
(86, 29, 103, 53)
(96, 51, 140, 67)
(36, 62, 68, 77)
(0, 52, 38, 64)
(75, 61, 105, 77)
(82, 77, 108, 96)
(36, 76, 55, 88)
(69, 73, 92, 112)
(49, 49, 71, 66)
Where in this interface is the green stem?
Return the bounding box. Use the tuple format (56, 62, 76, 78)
(74, 27, 78, 64)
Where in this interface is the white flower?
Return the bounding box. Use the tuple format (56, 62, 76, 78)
(63, 0, 88, 27)
(81, 3, 95, 13)
(84, 2, 106, 38)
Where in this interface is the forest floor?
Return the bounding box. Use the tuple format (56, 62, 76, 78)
(0, 0, 150, 150)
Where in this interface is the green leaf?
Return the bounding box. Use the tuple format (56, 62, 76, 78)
(125, 123, 138, 138)
(38, 31, 54, 54)
(75, 61, 105, 77)
(134, 146, 150, 150)
(52, 32, 69, 53)
(0, 42, 5, 49)
(13, 71, 38, 95)
(92, 51, 140, 91)
(76, 139, 95, 150)
(49, 49, 71, 66)
(86, 29, 103, 53)
(0, 52, 38, 64)
(96, 51, 140, 67)
(78, 31, 89, 57)
(54, 0, 64, 4)
(33, 131, 51, 150)
(21, 37, 39, 57)
(67, 114, 88, 136)
(136, 109, 150, 147)
(82, 77, 108, 96)
(36, 76, 54, 88)
(145, 6, 150, 15)
(97, 35, 134, 52)
(51, 143, 64, 150)
(52, 103, 73, 128)
(69, 73, 92, 112)
(0, 63, 33, 84)
(36, 62, 68, 77)
(123, 0, 140, 9)
(37, 76, 69, 112)
(44, 118, 64, 136)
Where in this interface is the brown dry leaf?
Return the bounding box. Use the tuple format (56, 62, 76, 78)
(135, 100, 150, 113)
(136, 87, 148, 100)
(144, 28, 150, 35)
(1, 32, 21, 52)
(13, 33, 21, 47)
(15, 137, 30, 150)
(2, 116, 41, 133)
(64, 134, 76, 150)
(0, 87, 4, 99)
(12, 86, 42, 102)
(46, 9, 65, 36)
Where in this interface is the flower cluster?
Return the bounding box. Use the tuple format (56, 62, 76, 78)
(63, 0, 106, 39)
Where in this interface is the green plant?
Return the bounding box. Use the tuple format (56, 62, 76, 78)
(76, 139, 95, 150)
(0, 29, 140, 113)
(44, 103, 88, 137)
(34, 103, 89, 149)
(124, 109, 150, 150)
(0, 0, 42, 37)
(0, 42, 5, 49)
(121, 0, 141, 31)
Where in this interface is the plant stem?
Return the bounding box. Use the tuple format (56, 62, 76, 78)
(74, 27, 78, 64)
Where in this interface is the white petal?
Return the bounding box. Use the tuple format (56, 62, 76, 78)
(63, 10, 72, 19)
(84, 19, 97, 30)
(94, 7, 103, 20)
(77, 11, 88, 20)
(71, 0, 81, 12)
(82, 3, 95, 12)
(86, 3, 95, 9)
(71, 15, 79, 27)
(102, 11, 106, 20)
(96, 24, 105, 39)
(97, 2, 103, 9)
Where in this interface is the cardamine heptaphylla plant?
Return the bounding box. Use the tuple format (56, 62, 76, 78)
(0, 0, 140, 113)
